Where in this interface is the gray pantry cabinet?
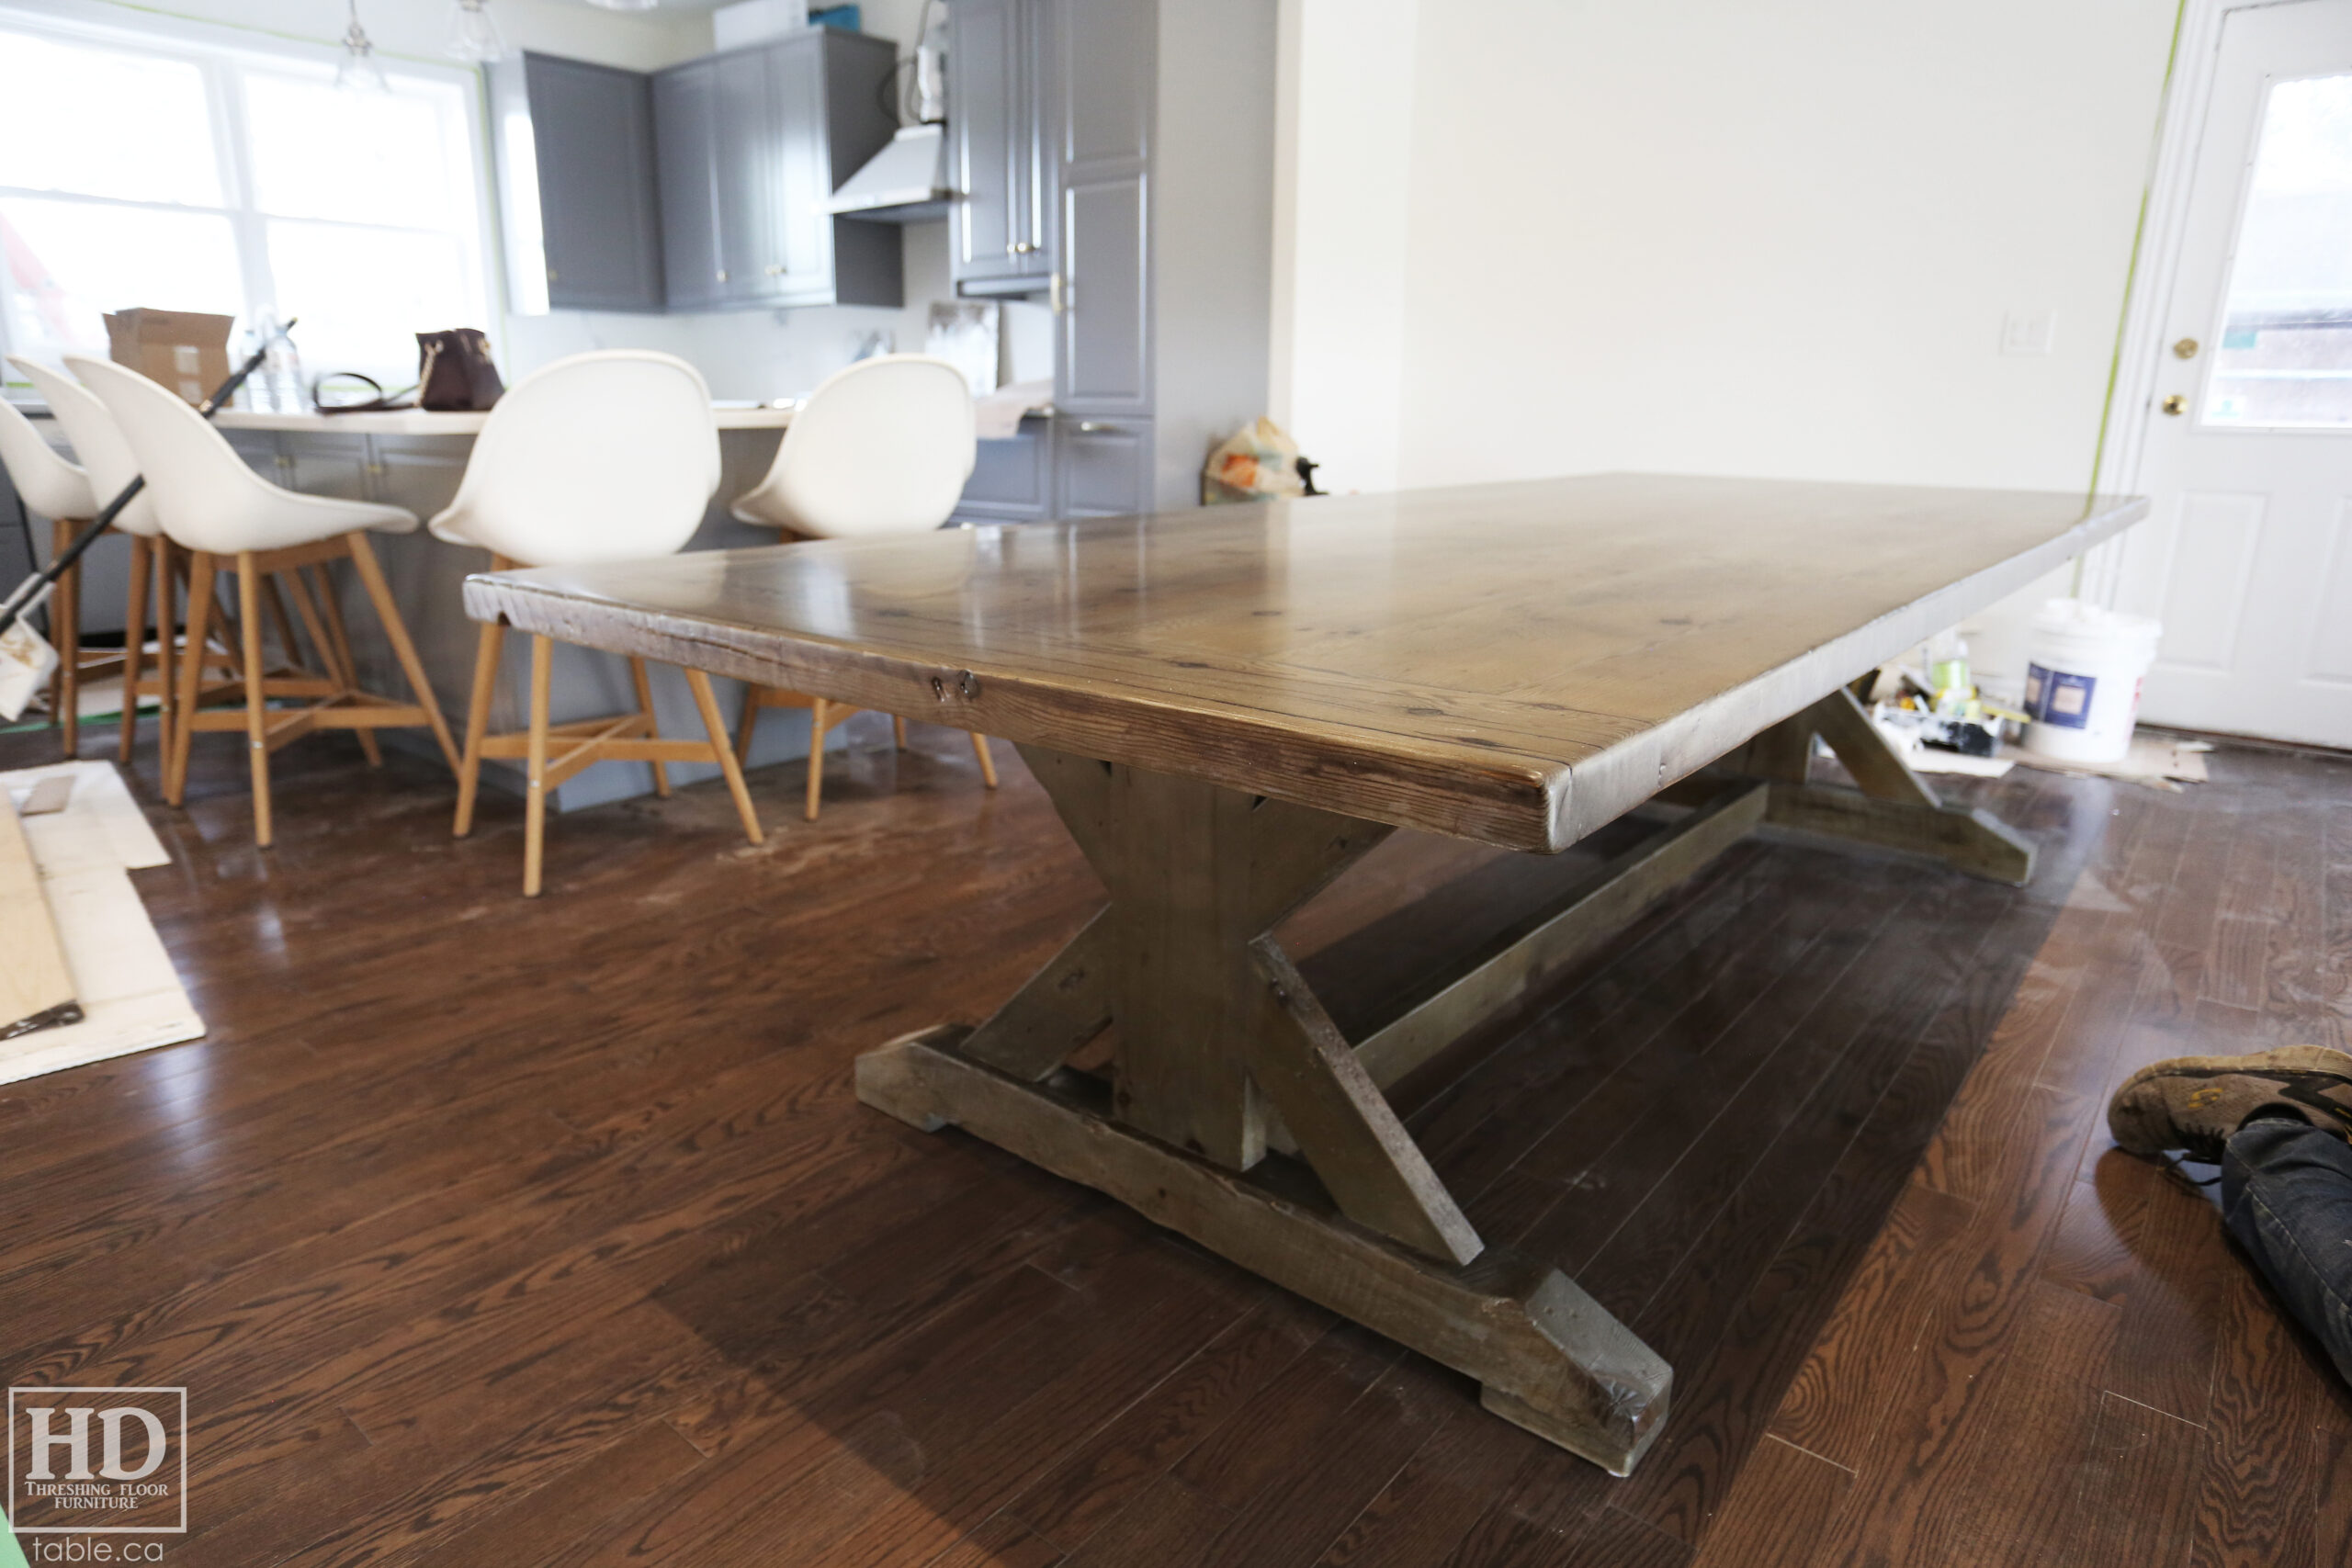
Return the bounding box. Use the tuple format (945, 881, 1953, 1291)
(947, 0, 1276, 523)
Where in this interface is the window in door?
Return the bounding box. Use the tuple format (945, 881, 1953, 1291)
(0, 13, 492, 389)
(2203, 71, 2352, 428)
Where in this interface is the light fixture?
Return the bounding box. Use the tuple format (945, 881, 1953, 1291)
(334, 0, 390, 93)
(446, 0, 508, 62)
(585, 0, 662, 12)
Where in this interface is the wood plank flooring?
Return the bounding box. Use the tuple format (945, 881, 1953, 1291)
(0, 713, 2344, 1567)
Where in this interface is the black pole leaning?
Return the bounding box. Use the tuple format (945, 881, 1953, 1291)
(0, 318, 296, 641)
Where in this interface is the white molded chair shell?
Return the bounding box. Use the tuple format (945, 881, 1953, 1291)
(427, 351, 720, 568)
(729, 355, 976, 539)
(0, 365, 96, 524)
(65, 355, 416, 555)
(10, 358, 159, 536)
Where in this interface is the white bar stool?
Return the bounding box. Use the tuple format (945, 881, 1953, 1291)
(10, 357, 209, 766)
(426, 350, 763, 897)
(69, 355, 460, 850)
(729, 354, 998, 820)
(0, 382, 98, 754)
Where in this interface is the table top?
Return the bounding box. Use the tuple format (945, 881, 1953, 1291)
(211, 405, 796, 435)
(464, 474, 2147, 852)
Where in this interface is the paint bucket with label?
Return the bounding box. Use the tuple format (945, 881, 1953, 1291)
(2021, 598, 2163, 762)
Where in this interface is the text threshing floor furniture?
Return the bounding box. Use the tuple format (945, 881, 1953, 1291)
(463, 473, 2147, 1476)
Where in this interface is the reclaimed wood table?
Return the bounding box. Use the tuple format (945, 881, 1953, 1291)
(465, 474, 2145, 1476)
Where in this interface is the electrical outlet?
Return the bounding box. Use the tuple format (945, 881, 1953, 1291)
(2001, 309, 2055, 356)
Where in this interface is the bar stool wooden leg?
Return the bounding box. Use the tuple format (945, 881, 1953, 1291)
(894, 716, 909, 750)
(260, 576, 302, 674)
(235, 552, 273, 848)
(685, 667, 764, 847)
(52, 518, 80, 758)
(346, 532, 461, 773)
(971, 731, 1000, 789)
(805, 697, 832, 821)
(167, 552, 215, 807)
(300, 566, 379, 766)
(453, 618, 504, 838)
(153, 536, 178, 771)
(118, 534, 150, 761)
(524, 633, 553, 897)
(629, 657, 671, 798)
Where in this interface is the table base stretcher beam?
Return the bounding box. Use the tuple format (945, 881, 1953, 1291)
(856, 1032, 1675, 1477)
(1695, 686, 2034, 886)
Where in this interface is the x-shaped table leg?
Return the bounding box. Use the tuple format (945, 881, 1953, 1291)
(857, 748, 1673, 1474)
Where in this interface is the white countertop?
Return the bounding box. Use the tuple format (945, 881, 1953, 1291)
(211, 404, 796, 435)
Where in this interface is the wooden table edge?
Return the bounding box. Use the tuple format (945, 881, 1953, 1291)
(461, 491, 2147, 854)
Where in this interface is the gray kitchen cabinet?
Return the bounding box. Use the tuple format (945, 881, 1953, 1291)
(949, 0, 1054, 296)
(1057, 174, 1149, 416)
(1054, 417, 1154, 517)
(951, 417, 1055, 524)
(1052, 0, 1150, 419)
(494, 54, 665, 313)
(950, 0, 1278, 525)
(651, 62, 724, 311)
(714, 48, 777, 305)
(655, 30, 901, 312)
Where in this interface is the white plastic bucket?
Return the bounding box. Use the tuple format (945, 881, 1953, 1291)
(2021, 598, 2162, 762)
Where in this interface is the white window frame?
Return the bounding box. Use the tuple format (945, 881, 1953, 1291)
(0, 0, 504, 387)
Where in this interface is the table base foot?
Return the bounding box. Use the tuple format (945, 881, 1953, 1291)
(857, 1024, 1673, 1474)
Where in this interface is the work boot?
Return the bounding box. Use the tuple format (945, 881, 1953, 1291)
(2108, 1044, 2352, 1163)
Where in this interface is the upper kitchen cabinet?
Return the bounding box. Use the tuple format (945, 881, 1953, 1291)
(949, 0, 1054, 295)
(654, 29, 903, 312)
(492, 54, 665, 313)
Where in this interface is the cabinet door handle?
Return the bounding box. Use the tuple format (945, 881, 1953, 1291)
(1075, 422, 1114, 434)
(765, 265, 783, 276)
(1049, 272, 1069, 314)
(716, 269, 729, 282)
(1006, 241, 1037, 255)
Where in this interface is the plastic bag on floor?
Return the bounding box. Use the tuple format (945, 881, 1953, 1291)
(1203, 417, 1311, 504)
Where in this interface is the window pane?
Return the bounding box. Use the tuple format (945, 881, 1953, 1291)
(266, 220, 474, 383)
(2205, 73, 2352, 429)
(0, 30, 221, 207)
(0, 198, 242, 361)
(244, 69, 469, 229)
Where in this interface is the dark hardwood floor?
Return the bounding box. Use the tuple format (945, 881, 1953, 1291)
(1, 711, 2345, 1567)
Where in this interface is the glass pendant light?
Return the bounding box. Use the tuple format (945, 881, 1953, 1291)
(334, 0, 390, 93)
(446, 0, 508, 63)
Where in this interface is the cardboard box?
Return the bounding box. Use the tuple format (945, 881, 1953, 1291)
(104, 310, 232, 406)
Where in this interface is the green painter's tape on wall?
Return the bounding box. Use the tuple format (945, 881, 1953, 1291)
(0, 1511, 28, 1568)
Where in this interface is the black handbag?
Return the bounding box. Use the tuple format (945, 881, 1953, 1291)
(415, 329, 504, 412)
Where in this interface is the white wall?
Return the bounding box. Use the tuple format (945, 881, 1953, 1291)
(1269, 0, 1419, 493)
(1277, 0, 2180, 689)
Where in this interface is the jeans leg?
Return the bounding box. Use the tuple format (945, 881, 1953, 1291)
(2221, 1117, 2352, 1386)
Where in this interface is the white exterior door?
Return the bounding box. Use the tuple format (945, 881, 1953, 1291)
(2117, 0, 2352, 747)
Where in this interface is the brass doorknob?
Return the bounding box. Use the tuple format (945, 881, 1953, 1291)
(2173, 337, 2199, 359)
(2160, 393, 2188, 416)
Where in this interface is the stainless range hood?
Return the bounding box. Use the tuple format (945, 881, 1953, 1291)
(826, 123, 952, 223)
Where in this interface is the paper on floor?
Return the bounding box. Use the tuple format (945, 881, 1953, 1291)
(0, 760, 201, 1087)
